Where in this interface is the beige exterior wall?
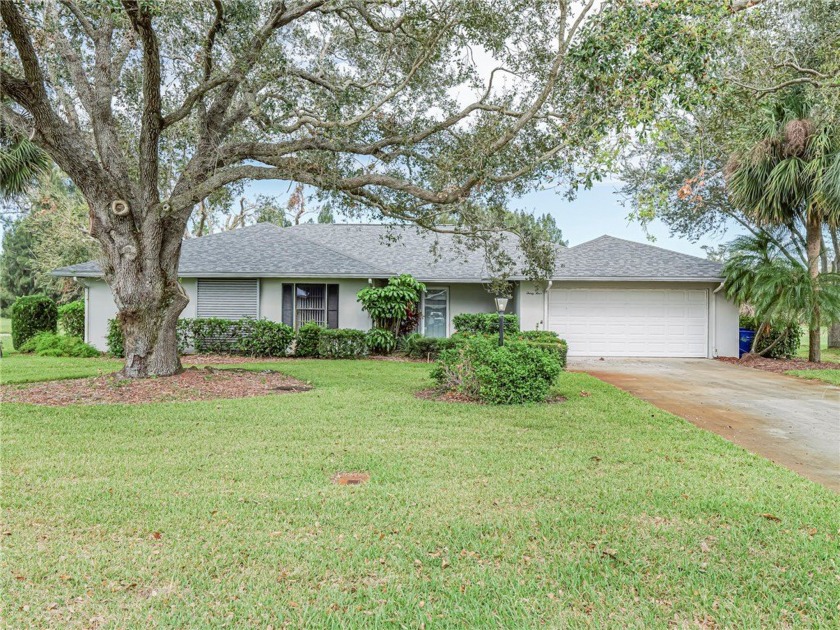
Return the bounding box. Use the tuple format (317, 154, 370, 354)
(83, 280, 119, 351)
(265, 278, 372, 330)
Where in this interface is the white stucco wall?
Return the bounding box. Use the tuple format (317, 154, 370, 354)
(516, 281, 549, 331)
(83, 280, 119, 351)
(714, 290, 740, 358)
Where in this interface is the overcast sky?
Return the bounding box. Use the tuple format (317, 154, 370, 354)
(246, 179, 741, 258)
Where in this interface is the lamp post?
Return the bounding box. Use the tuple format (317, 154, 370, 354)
(494, 296, 509, 346)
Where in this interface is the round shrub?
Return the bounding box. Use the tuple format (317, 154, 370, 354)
(295, 322, 323, 357)
(11, 294, 57, 349)
(18, 331, 99, 357)
(366, 328, 397, 355)
(58, 300, 85, 338)
(432, 335, 562, 404)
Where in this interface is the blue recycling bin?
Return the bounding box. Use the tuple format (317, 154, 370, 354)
(738, 328, 756, 357)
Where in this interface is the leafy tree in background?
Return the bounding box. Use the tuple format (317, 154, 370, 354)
(723, 234, 840, 356)
(1, 1, 748, 376)
(616, 0, 840, 354)
(725, 92, 840, 361)
(0, 167, 97, 307)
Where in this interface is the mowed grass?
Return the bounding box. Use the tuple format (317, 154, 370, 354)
(796, 327, 840, 364)
(0, 353, 123, 384)
(2, 357, 839, 628)
(786, 369, 840, 386)
(1, 316, 12, 352)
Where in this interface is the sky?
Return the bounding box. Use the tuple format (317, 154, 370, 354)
(246, 179, 741, 258)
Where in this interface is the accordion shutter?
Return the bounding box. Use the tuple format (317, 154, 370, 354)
(196, 279, 259, 319)
(281, 284, 294, 326)
(326, 284, 339, 328)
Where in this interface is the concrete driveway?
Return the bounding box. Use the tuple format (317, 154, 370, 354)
(571, 358, 840, 491)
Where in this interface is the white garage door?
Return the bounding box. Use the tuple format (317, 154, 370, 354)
(548, 288, 708, 357)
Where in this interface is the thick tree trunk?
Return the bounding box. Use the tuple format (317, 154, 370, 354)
(805, 216, 822, 363)
(94, 201, 190, 378)
(117, 278, 188, 378)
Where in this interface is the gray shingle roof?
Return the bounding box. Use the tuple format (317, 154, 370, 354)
(554, 235, 723, 280)
(52, 224, 722, 281)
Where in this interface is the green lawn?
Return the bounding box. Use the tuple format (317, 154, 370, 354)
(786, 369, 840, 386)
(0, 316, 12, 353)
(796, 327, 840, 364)
(2, 357, 838, 627)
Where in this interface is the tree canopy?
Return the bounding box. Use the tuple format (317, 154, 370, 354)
(1, 0, 751, 375)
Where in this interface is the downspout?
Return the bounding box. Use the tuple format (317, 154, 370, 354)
(542, 280, 553, 330)
(711, 282, 724, 358)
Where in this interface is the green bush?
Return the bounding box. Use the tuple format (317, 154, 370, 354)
(317, 329, 367, 359)
(58, 300, 85, 338)
(177, 318, 240, 354)
(295, 322, 323, 357)
(18, 331, 99, 358)
(236, 319, 294, 357)
(106, 318, 125, 357)
(432, 335, 562, 404)
(515, 330, 559, 343)
(453, 312, 519, 336)
(738, 316, 800, 359)
(403, 334, 456, 360)
(11, 295, 57, 349)
(366, 328, 397, 354)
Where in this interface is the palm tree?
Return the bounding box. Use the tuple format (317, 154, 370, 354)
(725, 91, 840, 361)
(724, 234, 840, 357)
(0, 131, 50, 199)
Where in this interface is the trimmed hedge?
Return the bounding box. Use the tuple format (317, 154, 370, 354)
(432, 335, 562, 404)
(295, 322, 323, 357)
(317, 328, 367, 359)
(11, 295, 58, 349)
(177, 318, 294, 357)
(453, 312, 519, 335)
(19, 331, 99, 358)
(58, 300, 85, 339)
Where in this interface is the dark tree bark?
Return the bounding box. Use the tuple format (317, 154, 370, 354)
(805, 215, 822, 362)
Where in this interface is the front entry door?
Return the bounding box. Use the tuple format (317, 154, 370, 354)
(423, 288, 449, 338)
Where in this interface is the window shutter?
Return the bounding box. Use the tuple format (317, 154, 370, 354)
(282, 283, 294, 326)
(196, 279, 258, 319)
(327, 284, 339, 328)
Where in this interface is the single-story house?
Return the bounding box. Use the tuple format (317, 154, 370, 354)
(53, 223, 739, 358)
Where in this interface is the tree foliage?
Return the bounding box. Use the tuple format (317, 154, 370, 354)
(0, 0, 748, 375)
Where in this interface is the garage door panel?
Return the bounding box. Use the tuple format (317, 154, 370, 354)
(548, 288, 708, 358)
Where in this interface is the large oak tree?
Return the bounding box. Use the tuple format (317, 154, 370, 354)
(1, 0, 740, 376)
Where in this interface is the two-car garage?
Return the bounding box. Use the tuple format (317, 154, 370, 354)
(547, 287, 713, 358)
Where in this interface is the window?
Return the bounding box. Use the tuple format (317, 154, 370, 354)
(295, 284, 326, 327)
(196, 279, 259, 319)
(282, 283, 339, 329)
(423, 287, 448, 338)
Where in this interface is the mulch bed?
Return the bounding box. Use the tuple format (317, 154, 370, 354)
(716, 355, 840, 374)
(415, 388, 567, 405)
(1, 367, 312, 407)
